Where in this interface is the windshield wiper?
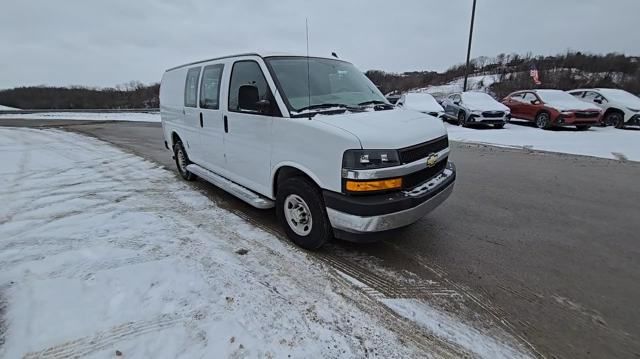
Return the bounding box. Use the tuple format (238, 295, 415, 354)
(357, 100, 394, 110)
(295, 103, 353, 112)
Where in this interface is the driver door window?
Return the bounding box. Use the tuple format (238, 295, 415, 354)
(228, 61, 279, 116)
(584, 91, 607, 104)
(522, 93, 539, 104)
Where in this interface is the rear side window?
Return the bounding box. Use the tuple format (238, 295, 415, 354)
(184, 67, 201, 107)
(228, 61, 276, 115)
(510, 93, 524, 100)
(570, 91, 584, 98)
(200, 64, 224, 109)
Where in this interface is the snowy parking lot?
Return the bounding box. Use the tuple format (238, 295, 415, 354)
(446, 120, 640, 161)
(0, 128, 531, 358)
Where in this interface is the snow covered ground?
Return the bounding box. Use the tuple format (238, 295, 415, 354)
(0, 111, 160, 122)
(0, 128, 533, 358)
(417, 74, 501, 95)
(446, 121, 640, 161)
(0, 105, 19, 111)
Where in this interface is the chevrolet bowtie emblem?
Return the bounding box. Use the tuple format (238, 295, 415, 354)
(426, 153, 438, 168)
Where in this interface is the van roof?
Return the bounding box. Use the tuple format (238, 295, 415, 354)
(165, 52, 348, 72)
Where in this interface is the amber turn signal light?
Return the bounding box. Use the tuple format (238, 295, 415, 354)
(345, 178, 402, 192)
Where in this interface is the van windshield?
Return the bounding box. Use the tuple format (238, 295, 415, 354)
(265, 57, 388, 115)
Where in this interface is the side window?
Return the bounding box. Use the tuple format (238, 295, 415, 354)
(199, 64, 224, 110)
(510, 93, 524, 101)
(522, 92, 538, 103)
(454, 94, 461, 103)
(184, 67, 201, 107)
(571, 91, 584, 98)
(584, 91, 606, 103)
(228, 60, 279, 116)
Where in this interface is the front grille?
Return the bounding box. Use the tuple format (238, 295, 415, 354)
(398, 136, 448, 164)
(574, 111, 600, 118)
(403, 157, 448, 189)
(482, 111, 505, 118)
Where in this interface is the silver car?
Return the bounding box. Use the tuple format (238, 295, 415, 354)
(441, 92, 511, 128)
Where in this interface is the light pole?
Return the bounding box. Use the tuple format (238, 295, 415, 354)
(463, 0, 477, 92)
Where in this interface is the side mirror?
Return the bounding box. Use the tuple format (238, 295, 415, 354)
(594, 98, 603, 104)
(238, 85, 259, 111)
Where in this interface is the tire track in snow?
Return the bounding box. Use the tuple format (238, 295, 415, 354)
(22, 310, 210, 359)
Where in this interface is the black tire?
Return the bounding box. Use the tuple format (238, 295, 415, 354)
(576, 125, 591, 131)
(173, 140, 196, 181)
(276, 177, 332, 250)
(494, 123, 505, 129)
(535, 111, 551, 129)
(458, 111, 467, 127)
(605, 111, 625, 129)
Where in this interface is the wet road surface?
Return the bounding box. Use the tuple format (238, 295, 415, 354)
(2, 119, 639, 358)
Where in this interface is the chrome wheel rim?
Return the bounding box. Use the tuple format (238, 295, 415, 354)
(536, 113, 549, 128)
(177, 148, 188, 173)
(284, 194, 313, 236)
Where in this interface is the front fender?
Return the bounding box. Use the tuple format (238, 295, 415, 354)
(270, 161, 326, 198)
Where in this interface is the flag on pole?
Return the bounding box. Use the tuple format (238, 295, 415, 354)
(529, 64, 542, 85)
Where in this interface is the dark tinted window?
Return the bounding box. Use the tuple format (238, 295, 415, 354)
(228, 61, 273, 114)
(199, 64, 224, 109)
(570, 91, 584, 98)
(184, 67, 201, 107)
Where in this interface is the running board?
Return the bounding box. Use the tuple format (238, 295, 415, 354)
(186, 164, 274, 209)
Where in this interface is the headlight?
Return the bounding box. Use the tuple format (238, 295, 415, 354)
(342, 149, 400, 169)
(628, 107, 640, 112)
(471, 110, 482, 115)
(560, 111, 574, 116)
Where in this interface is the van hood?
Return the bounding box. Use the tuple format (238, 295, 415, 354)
(314, 109, 447, 149)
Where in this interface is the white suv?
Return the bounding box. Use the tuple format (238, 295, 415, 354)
(568, 88, 640, 128)
(160, 53, 455, 249)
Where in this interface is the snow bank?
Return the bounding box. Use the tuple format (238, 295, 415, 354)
(0, 105, 19, 110)
(446, 121, 640, 161)
(0, 128, 416, 358)
(0, 111, 160, 122)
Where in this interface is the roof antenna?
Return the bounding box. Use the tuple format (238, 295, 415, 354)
(331, 52, 339, 59)
(306, 18, 312, 120)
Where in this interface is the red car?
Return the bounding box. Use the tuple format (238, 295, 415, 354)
(502, 89, 602, 130)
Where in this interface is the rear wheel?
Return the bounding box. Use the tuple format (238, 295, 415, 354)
(458, 111, 467, 127)
(576, 125, 591, 131)
(605, 111, 625, 129)
(173, 141, 196, 181)
(535, 112, 551, 129)
(276, 177, 332, 250)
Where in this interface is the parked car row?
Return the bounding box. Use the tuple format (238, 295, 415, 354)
(389, 88, 640, 130)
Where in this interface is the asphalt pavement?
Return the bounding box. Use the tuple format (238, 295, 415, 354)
(2, 118, 639, 358)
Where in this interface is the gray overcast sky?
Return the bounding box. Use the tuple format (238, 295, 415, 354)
(1, 0, 638, 88)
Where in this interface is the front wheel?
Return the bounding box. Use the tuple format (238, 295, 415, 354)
(605, 112, 625, 129)
(535, 112, 551, 129)
(173, 141, 196, 181)
(458, 111, 467, 127)
(276, 177, 332, 250)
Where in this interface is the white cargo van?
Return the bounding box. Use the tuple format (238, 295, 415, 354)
(160, 53, 455, 249)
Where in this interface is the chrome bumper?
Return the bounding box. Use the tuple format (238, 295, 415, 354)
(326, 168, 455, 233)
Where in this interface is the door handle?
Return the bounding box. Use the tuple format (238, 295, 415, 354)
(224, 115, 228, 133)
(199, 113, 203, 128)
